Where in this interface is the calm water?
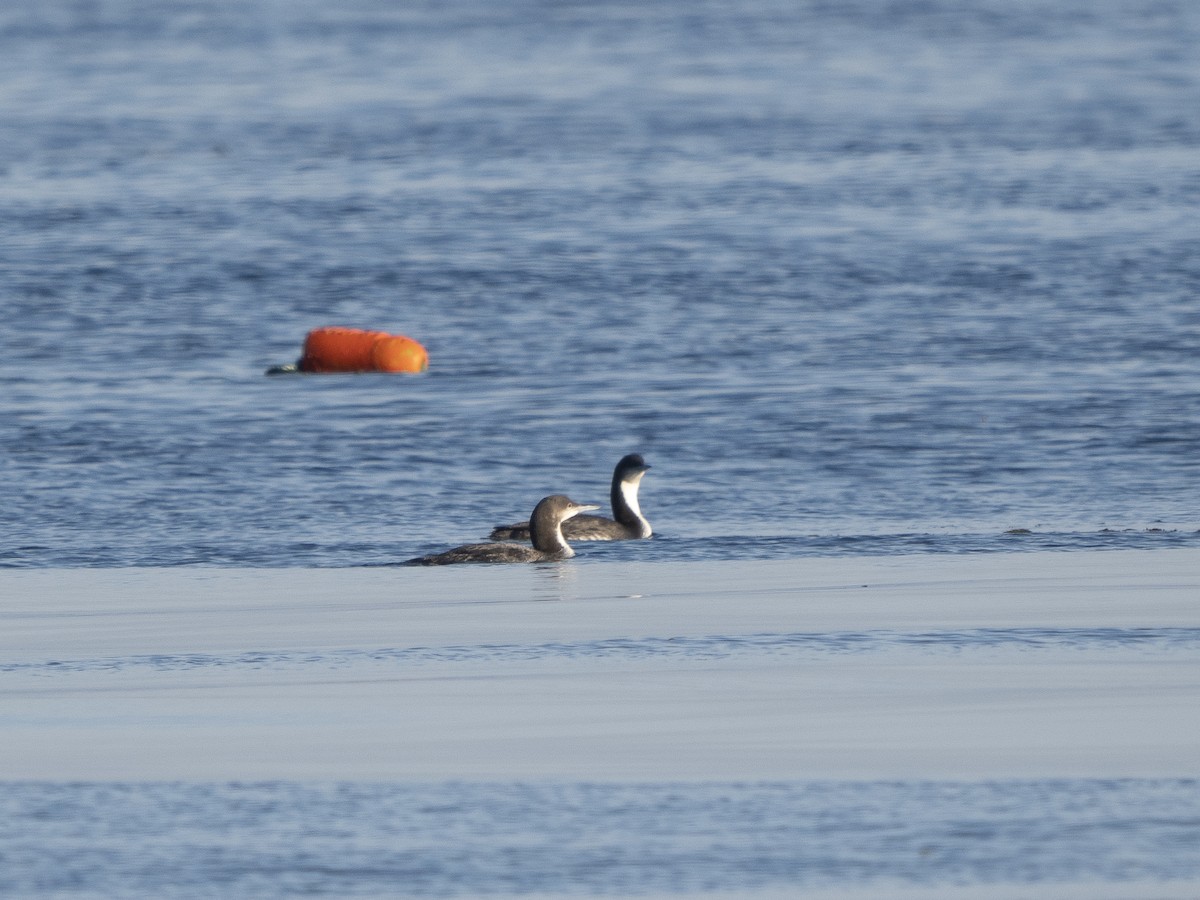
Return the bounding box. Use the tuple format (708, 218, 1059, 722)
(3, 2, 1200, 896)
(2, 0, 1199, 567)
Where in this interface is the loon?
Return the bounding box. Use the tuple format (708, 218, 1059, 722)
(404, 495, 599, 566)
(489, 454, 652, 542)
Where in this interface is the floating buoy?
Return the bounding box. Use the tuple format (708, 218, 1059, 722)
(368, 334, 429, 374)
(268, 326, 429, 375)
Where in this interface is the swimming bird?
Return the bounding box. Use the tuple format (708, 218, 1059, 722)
(489, 454, 652, 542)
(405, 495, 599, 565)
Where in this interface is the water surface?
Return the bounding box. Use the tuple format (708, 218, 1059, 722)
(3, 0, 1200, 567)
(4, 780, 1199, 898)
(3, 3, 1200, 897)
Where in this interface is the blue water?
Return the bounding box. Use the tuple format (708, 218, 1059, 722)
(2, 0, 1199, 567)
(6, 626, 1200, 677)
(3, 2, 1200, 896)
(3, 780, 1199, 898)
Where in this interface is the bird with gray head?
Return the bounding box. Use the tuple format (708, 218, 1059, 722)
(405, 495, 600, 565)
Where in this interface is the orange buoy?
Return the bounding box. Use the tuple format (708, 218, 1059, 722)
(297, 326, 428, 373)
(371, 334, 429, 373)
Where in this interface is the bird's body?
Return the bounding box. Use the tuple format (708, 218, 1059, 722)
(405, 495, 598, 566)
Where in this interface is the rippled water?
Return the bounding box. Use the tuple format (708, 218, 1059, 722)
(3, 3, 1200, 896)
(2, 780, 1198, 898)
(6, 626, 1200, 676)
(3, 0, 1199, 567)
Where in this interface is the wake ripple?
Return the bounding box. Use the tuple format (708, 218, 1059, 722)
(7, 627, 1200, 676)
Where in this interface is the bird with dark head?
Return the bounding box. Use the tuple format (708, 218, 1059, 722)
(489, 454, 652, 542)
